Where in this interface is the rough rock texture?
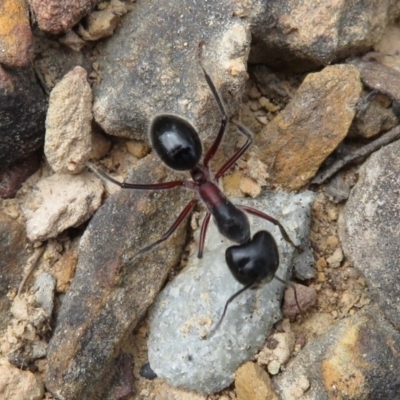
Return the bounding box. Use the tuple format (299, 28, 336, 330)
(0, 0, 34, 67)
(351, 58, 400, 103)
(46, 155, 192, 400)
(339, 140, 400, 330)
(23, 172, 104, 242)
(0, 152, 41, 199)
(249, 0, 390, 71)
(0, 364, 44, 400)
(45, 66, 93, 174)
(235, 362, 278, 400)
(93, 0, 251, 150)
(350, 92, 399, 138)
(0, 213, 29, 333)
(0, 67, 47, 171)
(77, 0, 128, 41)
(148, 190, 314, 393)
(254, 64, 362, 190)
(274, 308, 400, 399)
(30, 0, 102, 34)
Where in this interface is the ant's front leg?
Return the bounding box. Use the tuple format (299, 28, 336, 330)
(87, 162, 187, 191)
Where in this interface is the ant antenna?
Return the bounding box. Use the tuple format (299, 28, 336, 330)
(273, 276, 302, 314)
(206, 281, 254, 339)
(206, 277, 302, 339)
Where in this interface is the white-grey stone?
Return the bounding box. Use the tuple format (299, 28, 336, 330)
(23, 172, 104, 242)
(148, 190, 314, 394)
(34, 272, 56, 318)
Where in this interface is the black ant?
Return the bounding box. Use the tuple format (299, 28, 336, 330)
(88, 48, 301, 336)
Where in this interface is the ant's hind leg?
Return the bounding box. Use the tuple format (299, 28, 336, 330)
(134, 199, 198, 259)
(197, 212, 211, 258)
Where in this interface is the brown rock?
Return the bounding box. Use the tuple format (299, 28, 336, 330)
(254, 64, 362, 190)
(0, 213, 29, 334)
(30, 0, 101, 34)
(52, 247, 78, 293)
(235, 362, 278, 400)
(0, 0, 34, 67)
(283, 284, 317, 319)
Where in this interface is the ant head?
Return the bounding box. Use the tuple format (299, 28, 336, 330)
(225, 230, 280, 285)
(150, 114, 202, 171)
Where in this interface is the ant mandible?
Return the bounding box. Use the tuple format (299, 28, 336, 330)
(88, 45, 300, 335)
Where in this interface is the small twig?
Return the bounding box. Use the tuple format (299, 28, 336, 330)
(18, 246, 45, 296)
(312, 125, 400, 185)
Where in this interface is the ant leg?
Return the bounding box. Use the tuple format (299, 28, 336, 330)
(134, 199, 198, 258)
(198, 43, 228, 167)
(239, 205, 301, 251)
(215, 121, 253, 179)
(206, 281, 254, 339)
(87, 162, 191, 190)
(197, 212, 211, 258)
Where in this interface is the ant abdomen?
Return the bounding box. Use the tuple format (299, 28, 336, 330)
(225, 230, 279, 286)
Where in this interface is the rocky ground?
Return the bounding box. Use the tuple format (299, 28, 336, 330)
(1, 1, 400, 399)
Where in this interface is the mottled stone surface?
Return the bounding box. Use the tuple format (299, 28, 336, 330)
(45, 66, 93, 174)
(339, 140, 400, 330)
(0, 213, 29, 334)
(148, 191, 314, 393)
(254, 64, 362, 190)
(23, 172, 104, 241)
(30, 0, 101, 34)
(0, 0, 34, 67)
(0, 67, 47, 171)
(93, 0, 251, 153)
(0, 152, 41, 199)
(235, 362, 278, 400)
(46, 155, 192, 400)
(249, 0, 390, 71)
(351, 58, 400, 103)
(77, 0, 128, 41)
(0, 364, 44, 400)
(274, 308, 400, 399)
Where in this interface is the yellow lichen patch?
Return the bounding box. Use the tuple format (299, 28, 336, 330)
(322, 318, 370, 399)
(0, 0, 32, 66)
(0, 0, 28, 37)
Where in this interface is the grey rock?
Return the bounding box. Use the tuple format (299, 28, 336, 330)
(249, 0, 390, 71)
(148, 190, 314, 394)
(339, 139, 400, 330)
(34, 272, 56, 318)
(274, 307, 400, 399)
(350, 91, 399, 139)
(351, 59, 400, 103)
(23, 172, 104, 242)
(93, 0, 251, 146)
